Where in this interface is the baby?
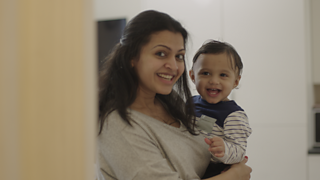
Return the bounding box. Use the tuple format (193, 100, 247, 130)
(189, 40, 252, 175)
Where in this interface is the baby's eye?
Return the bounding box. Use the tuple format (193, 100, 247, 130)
(176, 54, 185, 61)
(156, 52, 166, 57)
(202, 72, 210, 75)
(220, 73, 227, 77)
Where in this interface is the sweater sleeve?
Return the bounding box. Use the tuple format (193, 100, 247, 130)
(98, 117, 188, 180)
(214, 110, 252, 164)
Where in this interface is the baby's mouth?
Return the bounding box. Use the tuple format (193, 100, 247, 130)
(157, 73, 174, 81)
(207, 89, 221, 95)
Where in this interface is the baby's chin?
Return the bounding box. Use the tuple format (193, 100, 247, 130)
(204, 97, 231, 104)
(201, 96, 220, 104)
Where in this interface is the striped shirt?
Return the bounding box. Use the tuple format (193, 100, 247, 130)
(192, 95, 252, 164)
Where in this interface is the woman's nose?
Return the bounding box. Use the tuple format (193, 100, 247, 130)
(164, 57, 178, 71)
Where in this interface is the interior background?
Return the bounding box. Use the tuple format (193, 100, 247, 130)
(94, 0, 319, 180)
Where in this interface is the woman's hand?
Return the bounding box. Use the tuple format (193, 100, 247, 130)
(228, 157, 252, 180)
(203, 157, 252, 180)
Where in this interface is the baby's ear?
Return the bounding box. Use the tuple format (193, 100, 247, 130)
(189, 70, 195, 83)
(234, 75, 241, 88)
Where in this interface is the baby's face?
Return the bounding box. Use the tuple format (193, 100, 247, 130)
(189, 53, 240, 104)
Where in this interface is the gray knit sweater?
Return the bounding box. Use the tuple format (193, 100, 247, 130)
(97, 109, 211, 180)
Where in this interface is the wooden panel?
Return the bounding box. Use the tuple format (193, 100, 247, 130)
(314, 85, 320, 104)
(0, 0, 22, 179)
(0, 0, 96, 180)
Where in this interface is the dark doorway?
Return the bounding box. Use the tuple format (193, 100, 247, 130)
(97, 19, 126, 67)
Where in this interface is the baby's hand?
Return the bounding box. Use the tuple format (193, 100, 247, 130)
(204, 137, 225, 157)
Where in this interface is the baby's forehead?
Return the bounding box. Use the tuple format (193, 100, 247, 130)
(193, 53, 239, 71)
(195, 53, 232, 64)
(195, 52, 229, 60)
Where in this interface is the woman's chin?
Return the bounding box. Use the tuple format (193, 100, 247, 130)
(157, 89, 173, 95)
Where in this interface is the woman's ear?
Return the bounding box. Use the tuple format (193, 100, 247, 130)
(131, 59, 135, 68)
(234, 75, 241, 88)
(189, 70, 195, 83)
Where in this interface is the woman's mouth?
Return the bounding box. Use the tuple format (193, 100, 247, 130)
(157, 73, 174, 81)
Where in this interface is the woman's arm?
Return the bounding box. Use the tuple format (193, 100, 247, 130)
(203, 158, 252, 180)
(98, 121, 181, 180)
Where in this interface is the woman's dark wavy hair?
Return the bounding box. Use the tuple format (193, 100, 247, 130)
(192, 40, 243, 76)
(98, 10, 196, 135)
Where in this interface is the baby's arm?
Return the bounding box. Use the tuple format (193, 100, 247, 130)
(204, 136, 225, 157)
(209, 111, 252, 164)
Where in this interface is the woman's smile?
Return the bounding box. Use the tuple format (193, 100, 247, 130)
(157, 73, 175, 81)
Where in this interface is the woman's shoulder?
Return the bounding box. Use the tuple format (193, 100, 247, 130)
(101, 110, 127, 132)
(99, 109, 157, 136)
(100, 109, 196, 142)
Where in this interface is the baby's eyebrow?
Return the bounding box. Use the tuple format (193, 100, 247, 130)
(221, 69, 233, 73)
(198, 68, 210, 72)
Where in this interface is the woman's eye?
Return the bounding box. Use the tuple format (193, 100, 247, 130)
(156, 52, 166, 57)
(176, 54, 184, 61)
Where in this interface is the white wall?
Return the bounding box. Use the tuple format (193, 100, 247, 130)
(308, 155, 320, 180)
(223, 1, 309, 179)
(94, 0, 141, 21)
(311, 0, 320, 84)
(94, 0, 312, 179)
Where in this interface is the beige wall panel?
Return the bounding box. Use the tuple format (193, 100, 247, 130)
(1, 0, 96, 180)
(0, 0, 22, 180)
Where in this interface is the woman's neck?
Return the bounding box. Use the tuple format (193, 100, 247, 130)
(130, 87, 159, 111)
(130, 93, 180, 128)
(130, 96, 157, 111)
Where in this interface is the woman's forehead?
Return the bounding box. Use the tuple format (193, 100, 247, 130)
(145, 30, 185, 50)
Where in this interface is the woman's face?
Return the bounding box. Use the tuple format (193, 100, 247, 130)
(132, 30, 185, 96)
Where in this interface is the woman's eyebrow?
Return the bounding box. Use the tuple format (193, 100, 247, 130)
(152, 45, 185, 52)
(152, 44, 171, 50)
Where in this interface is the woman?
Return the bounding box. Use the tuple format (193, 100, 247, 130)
(97, 10, 252, 180)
